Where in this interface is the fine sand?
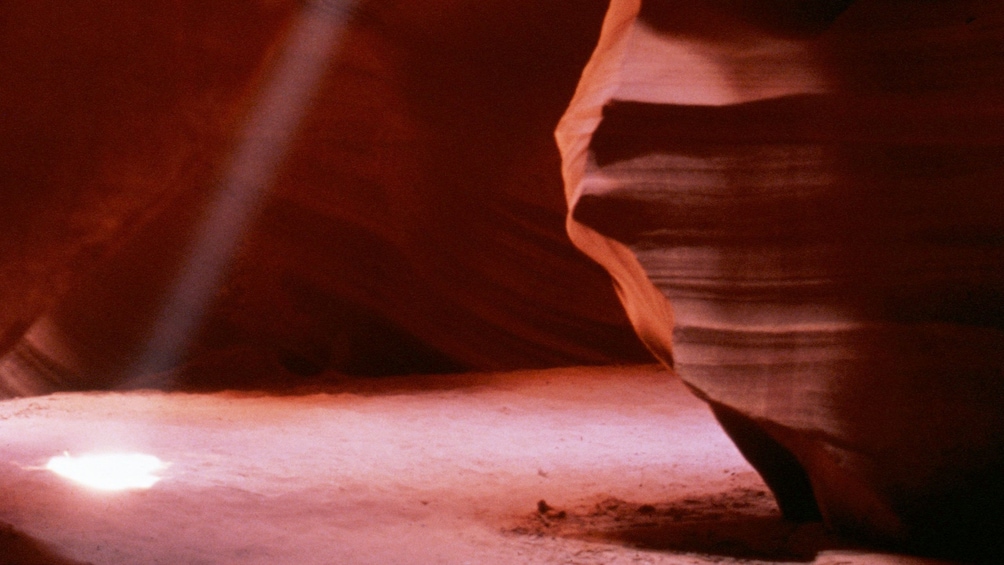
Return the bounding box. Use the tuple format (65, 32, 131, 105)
(0, 364, 953, 564)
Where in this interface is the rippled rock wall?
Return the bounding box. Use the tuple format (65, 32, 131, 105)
(559, 0, 1004, 557)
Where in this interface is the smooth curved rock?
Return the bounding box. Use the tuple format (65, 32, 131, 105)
(0, 0, 652, 395)
(559, 0, 1004, 558)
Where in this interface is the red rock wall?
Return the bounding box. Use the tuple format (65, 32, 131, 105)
(559, 0, 1004, 558)
(0, 0, 293, 353)
(0, 0, 652, 394)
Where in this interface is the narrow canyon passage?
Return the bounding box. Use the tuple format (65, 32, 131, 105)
(1, 1, 1001, 562)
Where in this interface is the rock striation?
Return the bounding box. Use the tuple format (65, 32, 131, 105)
(559, 0, 1004, 558)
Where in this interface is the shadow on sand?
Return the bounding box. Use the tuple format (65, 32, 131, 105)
(512, 489, 852, 563)
(0, 522, 92, 565)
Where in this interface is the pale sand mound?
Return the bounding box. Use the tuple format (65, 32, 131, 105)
(0, 365, 952, 564)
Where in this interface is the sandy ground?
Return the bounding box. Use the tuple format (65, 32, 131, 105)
(0, 364, 957, 565)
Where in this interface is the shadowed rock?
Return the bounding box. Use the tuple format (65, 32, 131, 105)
(0, 0, 650, 395)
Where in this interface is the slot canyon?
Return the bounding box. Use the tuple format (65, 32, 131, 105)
(0, 0, 1000, 563)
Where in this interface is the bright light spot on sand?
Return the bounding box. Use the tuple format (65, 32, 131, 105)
(45, 453, 167, 491)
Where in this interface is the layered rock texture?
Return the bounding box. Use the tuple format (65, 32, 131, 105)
(0, 0, 652, 395)
(558, 0, 1004, 558)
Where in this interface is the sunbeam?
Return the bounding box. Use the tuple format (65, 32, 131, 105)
(127, 0, 359, 387)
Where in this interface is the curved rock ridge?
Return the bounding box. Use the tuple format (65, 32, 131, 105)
(559, 0, 1004, 558)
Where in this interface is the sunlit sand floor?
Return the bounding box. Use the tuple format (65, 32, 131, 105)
(0, 365, 954, 564)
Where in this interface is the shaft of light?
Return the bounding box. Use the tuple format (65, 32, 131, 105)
(127, 1, 356, 387)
